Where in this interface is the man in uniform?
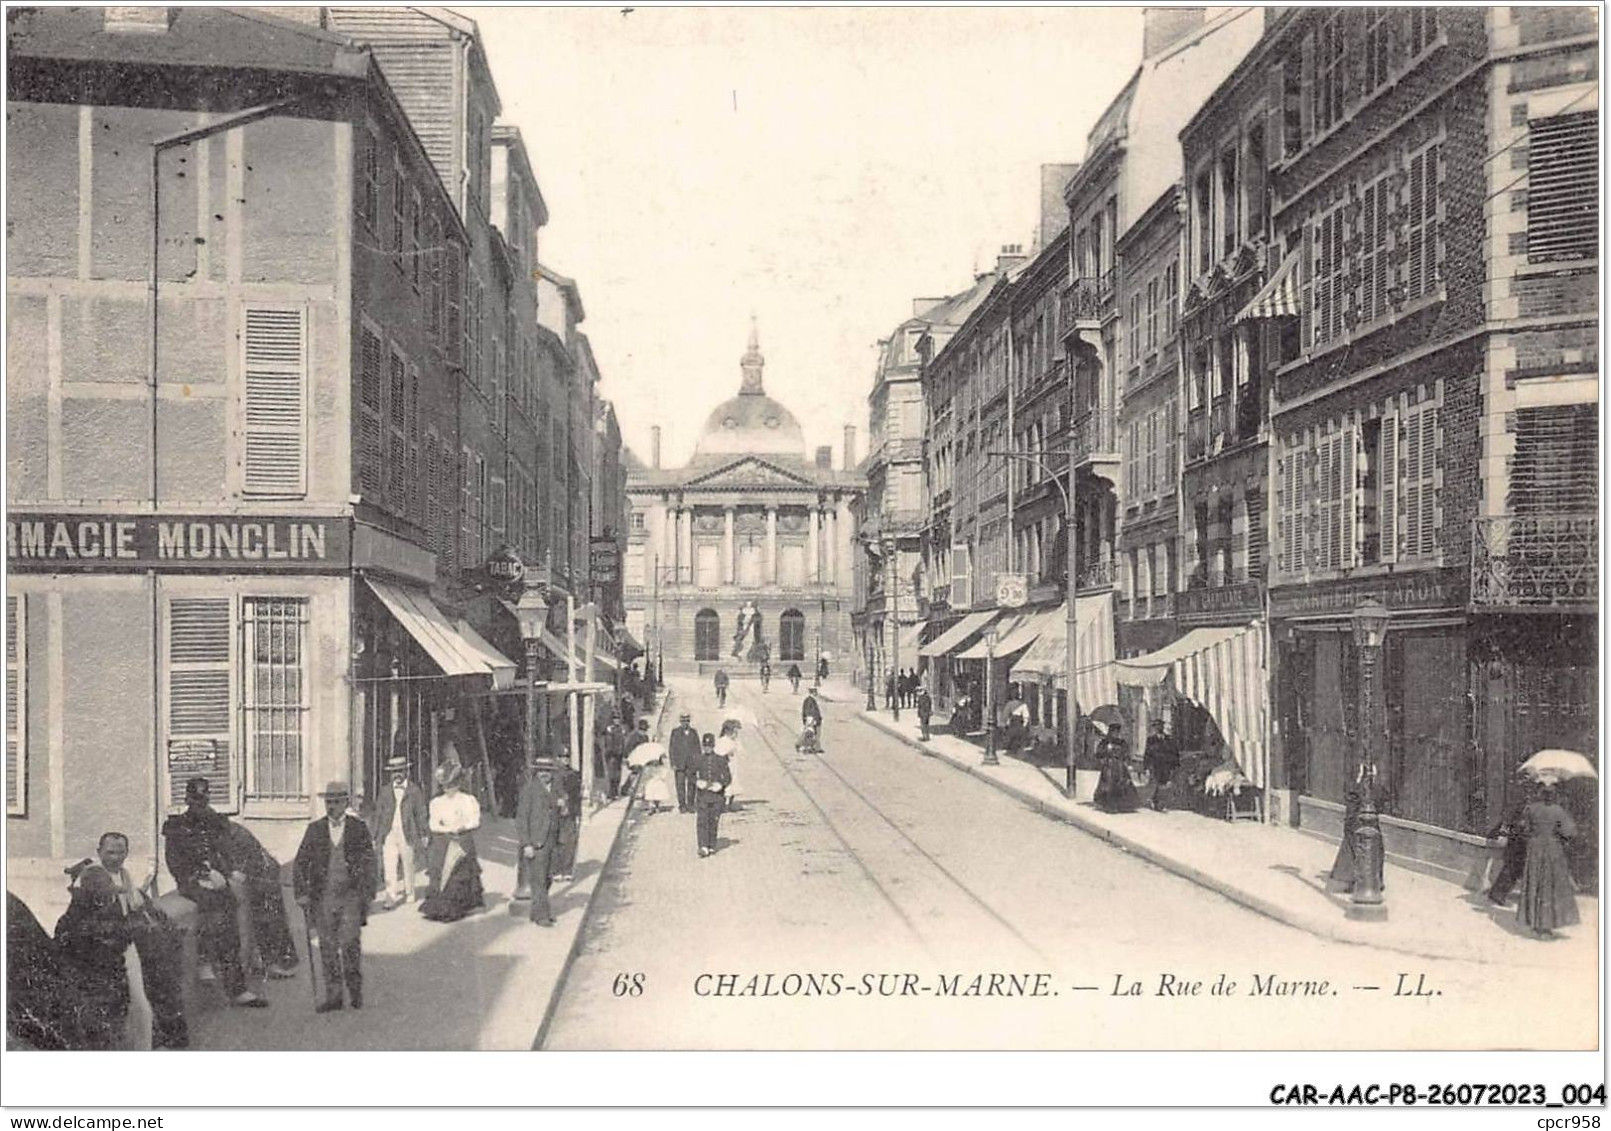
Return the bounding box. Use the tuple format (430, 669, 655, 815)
(669, 711, 701, 813)
(916, 684, 934, 742)
(713, 668, 730, 709)
(293, 782, 377, 1013)
(161, 777, 266, 1008)
(513, 756, 559, 926)
(693, 733, 731, 858)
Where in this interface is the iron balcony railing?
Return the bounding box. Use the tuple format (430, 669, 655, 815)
(1076, 557, 1115, 592)
(1060, 278, 1103, 331)
(1071, 409, 1117, 464)
(1470, 513, 1597, 611)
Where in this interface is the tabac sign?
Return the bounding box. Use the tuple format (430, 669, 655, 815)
(7, 513, 352, 573)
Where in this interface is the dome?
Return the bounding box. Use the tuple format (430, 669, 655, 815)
(690, 318, 808, 459)
(693, 393, 806, 458)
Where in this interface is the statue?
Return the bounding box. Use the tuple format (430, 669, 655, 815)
(732, 600, 766, 661)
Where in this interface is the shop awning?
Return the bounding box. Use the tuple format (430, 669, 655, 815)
(895, 621, 927, 660)
(616, 626, 645, 656)
(1008, 595, 1116, 713)
(1114, 622, 1269, 789)
(365, 578, 517, 690)
(1235, 250, 1301, 322)
(993, 607, 1061, 656)
(918, 610, 998, 658)
(955, 612, 1034, 659)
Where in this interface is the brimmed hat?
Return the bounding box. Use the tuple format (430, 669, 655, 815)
(384, 756, 409, 773)
(319, 781, 352, 800)
(435, 762, 463, 788)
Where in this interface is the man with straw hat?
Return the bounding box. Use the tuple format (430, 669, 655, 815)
(372, 753, 429, 909)
(293, 781, 377, 1013)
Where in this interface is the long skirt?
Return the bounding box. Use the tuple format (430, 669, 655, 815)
(419, 833, 484, 922)
(1093, 758, 1139, 813)
(1519, 832, 1580, 933)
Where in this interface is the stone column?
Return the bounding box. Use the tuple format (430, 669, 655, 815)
(663, 500, 676, 585)
(808, 505, 821, 586)
(766, 505, 778, 585)
(681, 507, 694, 585)
(825, 504, 838, 586)
(724, 506, 736, 585)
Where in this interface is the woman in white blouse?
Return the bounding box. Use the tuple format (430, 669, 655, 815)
(419, 760, 484, 922)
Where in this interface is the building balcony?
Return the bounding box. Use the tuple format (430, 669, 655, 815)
(1059, 278, 1102, 337)
(1470, 513, 1597, 612)
(1075, 557, 1114, 593)
(1071, 409, 1120, 476)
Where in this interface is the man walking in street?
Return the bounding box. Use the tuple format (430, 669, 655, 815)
(713, 668, 730, 709)
(786, 663, 802, 694)
(669, 711, 700, 813)
(513, 756, 559, 927)
(601, 718, 626, 801)
(161, 777, 266, 1009)
(693, 733, 731, 858)
(759, 659, 772, 693)
(916, 684, 933, 742)
(552, 755, 582, 882)
(884, 671, 897, 711)
(372, 755, 429, 908)
(293, 782, 377, 1013)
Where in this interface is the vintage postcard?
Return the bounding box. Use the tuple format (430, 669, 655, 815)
(3, 3, 1602, 1106)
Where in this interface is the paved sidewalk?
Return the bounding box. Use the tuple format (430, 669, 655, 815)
(836, 696, 1596, 970)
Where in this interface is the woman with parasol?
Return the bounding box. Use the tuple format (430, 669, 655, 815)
(1514, 750, 1593, 937)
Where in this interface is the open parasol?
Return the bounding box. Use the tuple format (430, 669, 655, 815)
(1518, 748, 1597, 783)
(626, 740, 666, 769)
(1087, 704, 1125, 729)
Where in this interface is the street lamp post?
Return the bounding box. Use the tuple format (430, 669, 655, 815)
(514, 584, 552, 769)
(981, 627, 999, 766)
(1349, 597, 1390, 908)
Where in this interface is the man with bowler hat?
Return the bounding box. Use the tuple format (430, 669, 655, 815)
(513, 755, 559, 926)
(293, 782, 377, 1013)
(668, 711, 701, 813)
(372, 754, 429, 908)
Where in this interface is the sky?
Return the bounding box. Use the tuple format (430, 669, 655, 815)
(468, 5, 1147, 469)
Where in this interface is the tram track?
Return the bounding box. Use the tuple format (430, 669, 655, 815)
(742, 688, 1051, 966)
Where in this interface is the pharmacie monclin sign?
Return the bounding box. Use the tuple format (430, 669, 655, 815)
(7, 513, 352, 572)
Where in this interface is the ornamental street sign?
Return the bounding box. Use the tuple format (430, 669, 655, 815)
(996, 573, 1028, 608)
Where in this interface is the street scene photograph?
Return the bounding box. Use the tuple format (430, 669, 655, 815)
(3, 1, 1603, 1078)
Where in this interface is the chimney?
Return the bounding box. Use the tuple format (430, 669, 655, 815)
(1039, 163, 1079, 246)
(1142, 7, 1206, 59)
(104, 6, 174, 33)
(651, 425, 661, 469)
(996, 244, 1028, 275)
(815, 446, 833, 470)
(843, 425, 857, 469)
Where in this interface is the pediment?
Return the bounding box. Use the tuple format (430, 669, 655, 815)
(684, 456, 815, 489)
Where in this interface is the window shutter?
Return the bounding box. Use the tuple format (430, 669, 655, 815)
(1528, 111, 1598, 263)
(387, 350, 408, 510)
(1299, 34, 1315, 142)
(1360, 184, 1378, 321)
(1276, 453, 1290, 574)
(1317, 434, 1336, 569)
(166, 597, 236, 812)
(1299, 223, 1314, 346)
(440, 439, 458, 576)
(444, 242, 463, 366)
(1298, 442, 1315, 573)
(1416, 406, 1438, 557)
(423, 433, 438, 558)
(407, 363, 422, 523)
(6, 595, 25, 816)
(1340, 427, 1358, 569)
(242, 308, 307, 497)
(358, 328, 384, 498)
(1403, 406, 1423, 557)
(1378, 413, 1398, 564)
(1406, 148, 1428, 298)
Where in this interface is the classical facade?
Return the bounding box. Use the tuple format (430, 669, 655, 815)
(624, 327, 863, 672)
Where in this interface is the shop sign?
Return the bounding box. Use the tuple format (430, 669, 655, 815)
(589, 538, 620, 585)
(7, 513, 351, 572)
(166, 737, 221, 774)
(1269, 568, 1465, 619)
(1178, 581, 1263, 620)
(996, 573, 1028, 609)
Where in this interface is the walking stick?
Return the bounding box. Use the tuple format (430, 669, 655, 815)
(302, 908, 319, 1006)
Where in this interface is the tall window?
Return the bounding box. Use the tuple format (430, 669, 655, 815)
(1313, 13, 1346, 134)
(1146, 278, 1159, 350)
(242, 596, 309, 803)
(1404, 140, 1441, 301)
(1527, 111, 1597, 263)
(1358, 175, 1391, 324)
(241, 307, 307, 497)
(1220, 147, 1239, 255)
(361, 126, 380, 231)
(391, 157, 406, 265)
(1164, 262, 1179, 336)
(779, 609, 806, 662)
(6, 595, 25, 816)
(409, 190, 422, 293)
(1401, 402, 1439, 559)
(357, 325, 385, 498)
(1195, 169, 1214, 274)
(694, 609, 722, 661)
(1311, 203, 1347, 345)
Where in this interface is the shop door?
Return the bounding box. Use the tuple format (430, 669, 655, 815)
(1386, 630, 1470, 832)
(1304, 633, 1352, 805)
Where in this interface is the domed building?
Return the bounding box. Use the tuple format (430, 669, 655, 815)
(623, 324, 864, 673)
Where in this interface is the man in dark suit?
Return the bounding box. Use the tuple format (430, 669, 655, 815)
(293, 782, 377, 1013)
(372, 755, 430, 908)
(601, 719, 627, 801)
(668, 712, 701, 813)
(513, 757, 559, 926)
(162, 776, 265, 1008)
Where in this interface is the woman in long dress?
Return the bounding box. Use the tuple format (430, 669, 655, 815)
(1092, 722, 1139, 813)
(1518, 782, 1580, 937)
(420, 763, 485, 922)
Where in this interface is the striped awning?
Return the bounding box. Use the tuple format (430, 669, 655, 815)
(365, 578, 517, 690)
(1007, 596, 1116, 713)
(955, 612, 1034, 659)
(1114, 621, 1269, 789)
(1235, 251, 1301, 322)
(919, 610, 998, 658)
